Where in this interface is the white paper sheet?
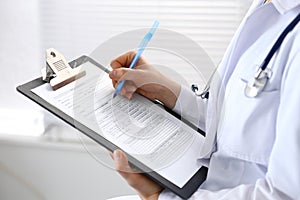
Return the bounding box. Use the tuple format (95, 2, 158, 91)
(32, 61, 204, 188)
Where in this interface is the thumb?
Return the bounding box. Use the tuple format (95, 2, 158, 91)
(113, 150, 133, 174)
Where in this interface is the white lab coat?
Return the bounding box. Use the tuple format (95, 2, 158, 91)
(110, 0, 300, 199)
(159, 0, 300, 199)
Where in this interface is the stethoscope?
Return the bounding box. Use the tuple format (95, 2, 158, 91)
(192, 12, 300, 99)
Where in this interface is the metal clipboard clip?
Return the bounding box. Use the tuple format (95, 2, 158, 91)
(42, 48, 86, 90)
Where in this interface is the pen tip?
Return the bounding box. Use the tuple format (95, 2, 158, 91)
(113, 93, 117, 98)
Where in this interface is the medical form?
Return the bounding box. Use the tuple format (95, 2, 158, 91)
(18, 56, 207, 198)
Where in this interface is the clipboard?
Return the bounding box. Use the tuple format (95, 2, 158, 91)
(17, 54, 208, 199)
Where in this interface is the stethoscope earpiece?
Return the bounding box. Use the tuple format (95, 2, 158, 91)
(191, 84, 210, 99)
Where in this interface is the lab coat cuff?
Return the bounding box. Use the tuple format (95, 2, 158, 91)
(172, 86, 185, 114)
(158, 189, 183, 200)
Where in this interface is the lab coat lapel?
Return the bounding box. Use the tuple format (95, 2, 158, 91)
(199, 0, 268, 158)
(222, 3, 280, 87)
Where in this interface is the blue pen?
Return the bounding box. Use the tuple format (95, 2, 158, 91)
(113, 20, 159, 98)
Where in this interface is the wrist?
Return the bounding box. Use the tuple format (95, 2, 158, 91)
(139, 192, 160, 200)
(156, 79, 181, 109)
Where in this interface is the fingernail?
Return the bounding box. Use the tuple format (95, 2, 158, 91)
(111, 70, 116, 77)
(110, 61, 116, 68)
(126, 93, 132, 99)
(127, 85, 136, 93)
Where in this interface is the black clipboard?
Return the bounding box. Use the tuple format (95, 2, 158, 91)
(17, 55, 207, 199)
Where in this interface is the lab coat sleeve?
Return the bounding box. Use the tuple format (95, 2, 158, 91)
(173, 86, 207, 130)
(158, 51, 300, 200)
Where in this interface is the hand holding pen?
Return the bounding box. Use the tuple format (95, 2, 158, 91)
(109, 21, 181, 110)
(109, 23, 179, 199)
(112, 20, 160, 98)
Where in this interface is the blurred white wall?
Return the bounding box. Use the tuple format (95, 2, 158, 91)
(0, 0, 45, 135)
(0, 0, 253, 199)
(0, 134, 135, 200)
(0, 0, 41, 109)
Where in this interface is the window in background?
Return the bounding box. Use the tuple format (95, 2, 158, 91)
(39, 0, 253, 64)
(0, 0, 252, 137)
(39, 0, 253, 95)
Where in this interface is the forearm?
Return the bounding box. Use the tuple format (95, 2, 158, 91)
(155, 78, 181, 110)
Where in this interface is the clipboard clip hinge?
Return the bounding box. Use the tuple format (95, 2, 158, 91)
(42, 48, 86, 90)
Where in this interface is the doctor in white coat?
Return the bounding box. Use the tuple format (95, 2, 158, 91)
(108, 0, 300, 199)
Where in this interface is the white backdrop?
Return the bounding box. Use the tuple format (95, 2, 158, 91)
(0, 1, 253, 199)
(0, 0, 252, 136)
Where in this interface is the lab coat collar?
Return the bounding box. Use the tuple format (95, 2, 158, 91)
(272, 0, 300, 14)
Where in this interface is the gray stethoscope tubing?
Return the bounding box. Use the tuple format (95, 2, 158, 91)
(192, 13, 300, 98)
(245, 12, 300, 97)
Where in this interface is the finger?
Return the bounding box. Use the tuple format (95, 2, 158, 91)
(113, 150, 143, 186)
(121, 66, 153, 88)
(113, 150, 163, 197)
(136, 88, 147, 97)
(119, 87, 127, 97)
(125, 93, 133, 99)
(109, 68, 132, 81)
(111, 80, 117, 88)
(125, 81, 137, 92)
(109, 68, 139, 91)
(114, 81, 136, 98)
(113, 150, 133, 174)
(110, 51, 136, 69)
(124, 83, 137, 99)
